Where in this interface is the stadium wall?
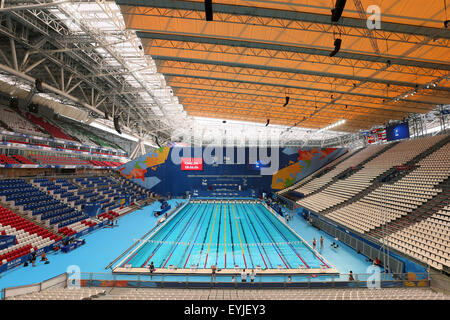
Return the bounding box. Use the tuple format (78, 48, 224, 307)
(116, 146, 347, 197)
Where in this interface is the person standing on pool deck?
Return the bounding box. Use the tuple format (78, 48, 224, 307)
(349, 271, 355, 281)
(31, 251, 37, 267)
(241, 269, 247, 282)
(320, 236, 324, 250)
(211, 264, 217, 282)
(149, 261, 155, 274)
(250, 269, 256, 283)
(312, 238, 316, 250)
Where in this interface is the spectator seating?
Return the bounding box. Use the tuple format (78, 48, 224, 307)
(7, 287, 106, 300)
(326, 141, 450, 235)
(10, 155, 35, 164)
(0, 175, 150, 264)
(1, 179, 88, 229)
(296, 135, 445, 213)
(23, 112, 74, 141)
(0, 154, 19, 164)
(53, 121, 121, 150)
(381, 206, 450, 270)
(0, 152, 122, 168)
(71, 176, 148, 214)
(55, 122, 99, 146)
(28, 154, 91, 166)
(293, 144, 386, 196)
(0, 205, 63, 267)
(281, 148, 358, 195)
(82, 131, 121, 150)
(89, 160, 122, 167)
(0, 105, 48, 137)
(8, 287, 447, 301)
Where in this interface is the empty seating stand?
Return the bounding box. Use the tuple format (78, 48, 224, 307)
(23, 112, 75, 141)
(1, 179, 88, 230)
(0, 105, 48, 137)
(294, 134, 450, 271)
(89, 160, 122, 167)
(0, 175, 148, 261)
(28, 154, 91, 166)
(10, 287, 446, 301)
(0, 154, 19, 165)
(297, 135, 445, 213)
(10, 155, 35, 164)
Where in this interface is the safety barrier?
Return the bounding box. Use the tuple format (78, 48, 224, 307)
(1, 273, 67, 300)
(76, 272, 430, 290)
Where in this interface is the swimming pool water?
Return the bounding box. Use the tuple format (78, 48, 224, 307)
(121, 202, 332, 270)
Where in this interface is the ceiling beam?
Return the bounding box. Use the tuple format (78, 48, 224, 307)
(118, 0, 450, 40)
(171, 85, 409, 116)
(153, 55, 450, 93)
(137, 31, 450, 72)
(164, 73, 434, 111)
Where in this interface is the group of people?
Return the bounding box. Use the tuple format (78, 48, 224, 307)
(311, 236, 324, 250)
(211, 266, 256, 283)
(233, 269, 257, 283)
(285, 211, 294, 223)
(24, 251, 49, 267)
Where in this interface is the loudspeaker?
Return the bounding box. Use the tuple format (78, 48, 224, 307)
(331, 0, 347, 22)
(35, 79, 43, 92)
(28, 103, 38, 113)
(9, 97, 18, 109)
(155, 136, 161, 148)
(283, 96, 290, 107)
(113, 115, 121, 134)
(329, 38, 342, 57)
(265, 119, 270, 126)
(104, 110, 109, 120)
(205, 0, 213, 21)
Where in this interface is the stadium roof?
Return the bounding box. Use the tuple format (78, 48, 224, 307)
(0, 1, 449, 148)
(117, 0, 450, 132)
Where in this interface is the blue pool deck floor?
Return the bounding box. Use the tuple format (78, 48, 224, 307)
(0, 200, 376, 290)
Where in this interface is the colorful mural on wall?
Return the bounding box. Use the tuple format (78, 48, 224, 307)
(271, 148, 342, 190)
(116, 146, 347, 196)
(118, 146, 170, 183)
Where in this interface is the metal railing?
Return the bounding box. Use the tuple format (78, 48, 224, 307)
(1, 271, 433, 299)
(1, 273, 67, 300)
(76, 272, 430, 290)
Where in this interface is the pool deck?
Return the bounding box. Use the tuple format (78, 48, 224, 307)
(112, 266, 339, 275)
